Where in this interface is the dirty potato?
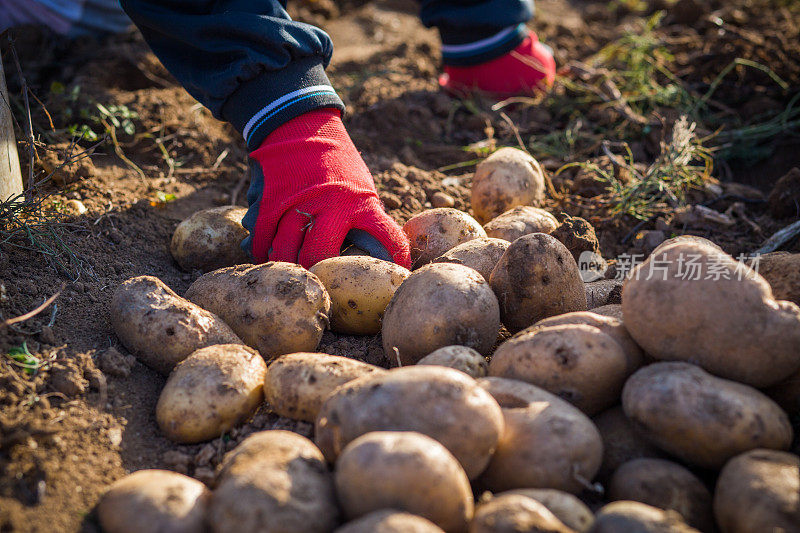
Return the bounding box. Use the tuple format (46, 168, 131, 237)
(500, 489, 594, 532)
(170, 206, 250, 272)
(592, 406, 663, 481)
(335, 511, 445, 533)
(433, 237, 510, 281)
(417, 345, 488, 378)
(483, 206, 558, 242)
(403, 208, 486, 267)
(470, 494, 574, 533)
(471, 147, 547, 224)
(591, 501, 700, 533)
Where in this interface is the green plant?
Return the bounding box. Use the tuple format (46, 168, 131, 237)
(5, 343, 43, 376)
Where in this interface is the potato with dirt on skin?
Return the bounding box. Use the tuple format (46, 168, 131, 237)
(433, 237, 510, 281)
(210, 430, 340, 533)
(403, 208, 486, 267)
(185, 262, 330, 360)
(170, 206, 250, 272)
(608, 458, 714, 532)
(470, 494, 575, 533)
(335, 510, 445, 533)
(315, 365, 504, 480)
(382, 263, 500, 365)
(335, 432, 474, 533)
(97, 470, 210, 533)
(417, 345, 488, 378)
(263, 352, 383, 422)
(622, 362, 793, 469)
(590, 501, 700, 533)
(483, 206, 558, 242)
(111, 275, 242, 375)
(500, 489, 594, 532)
(713, 449, 800, 533)
(156, 344, 266, 443)
(490, 233, 587, 332)
(471, 147, 547, 224)
(650, 234, 721, 256)
(490, 324, 628, 415)
(477, 377, 602, 493)
(622, 240, 800, 387)
(592, 406, 662, 481)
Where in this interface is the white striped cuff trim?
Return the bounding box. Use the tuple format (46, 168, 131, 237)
(440, 24, 522, 55)
(242, 85, 334, 140)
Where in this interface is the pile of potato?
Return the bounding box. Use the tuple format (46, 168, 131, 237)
(103, 147, 800, 532)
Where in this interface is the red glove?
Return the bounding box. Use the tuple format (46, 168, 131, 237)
(440, 30, 556, 96)
(248, 109, 410, 269)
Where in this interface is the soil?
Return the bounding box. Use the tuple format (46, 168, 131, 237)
(0, 0, 799, 531)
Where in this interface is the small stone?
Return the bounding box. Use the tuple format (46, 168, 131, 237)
(63, 199, 87, 216)
(98, 347, 136, 378)
(193, 467, 216, 486)
(194, 443, 217, 467)
(163, 450, 192, 475)
(430, 191, 455, 208)
(380, 192, 402, 210)
(107, 427, 123, 448)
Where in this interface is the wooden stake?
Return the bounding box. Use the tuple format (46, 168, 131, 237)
(0, 59, 23, 202)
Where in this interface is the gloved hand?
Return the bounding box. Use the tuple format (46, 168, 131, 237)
(244, 108, 410, 269)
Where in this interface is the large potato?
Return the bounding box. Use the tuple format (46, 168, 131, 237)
(210, 430, 339, 533)
(622, 362, 793, 469)
(417, 345, 488, 378)
(97, 470, 209, 533)
(622, 241, 800, 387)
(382, 263, 500, 365)
(470, 494, 574, 533)
(471, 147, 546, 224)
(403, 208, 486, 268)
(433, 237, 510, 281)
(489, 324, 628, 415)
(156, 344, 266, 443)
(315, 366, 504, 479)
(477, 377, 602, 493)
(111, 276, 242, 375)
(592, 406, 662, 481)
(335, 432, 473, 533)
(335, 511, 445, 533)
(185, 262, 330, 359)
(170, 206, 250, 272)
(713, 449, 800, 533)
(501, 489, 594, 532)
(650, 235, 721, 256)
(490, 233, 587, 332)
(483, 206, 558, 242)
(608, 459, 714, 532)
(263, 352, 383, 422)
(590, 501, 700, 533)
(309, 256, 410, 335)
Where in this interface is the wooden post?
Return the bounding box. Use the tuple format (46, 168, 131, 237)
(0, 59, 23, 203)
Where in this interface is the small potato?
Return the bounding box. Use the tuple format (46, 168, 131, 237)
(433, 237, 510, 281)
(470, 494, 574, 533)
(713, 449, 800, 533)
(417, 346, 488, 378)
(156, 344, 266, 443)
(590, 501, 700, 533)
(111, 276, 242, 375)
(97, 470, 209, 533)
(335, 432, 473, 533)
(310, 256, 410, 335)
(590, 304, 623, 319)
(170, 206, 250, 272)
(403, 208, 487, 267)
(210, 430, 339, 533)
(608, 459, 714, 532)
(471, 147, 546, 224)
(592, 406, 662, 481)
(264, 352, 383, 422)
(315, 366, 504, 480)
(490, 324, 628, 415)
(382, 263, 500, 365)
(622, 362, 793, 469)
(500, 489, 594, 532)
(185, 262, 330, 360)
(490, 233, 587, 332)
(483, 206, 558, 242)
(335, 510, 445, 533)
(477, 377, 602, 493)
(622, 241, 800, 387)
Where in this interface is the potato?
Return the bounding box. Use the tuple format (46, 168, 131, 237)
(210, 430, 339, 533)
(477, 377, 602, 493)
(156, 344, 266, 443)
(483, 206, 558, 242)
(608, 459, 714, 532)
(315, 366, 504, 480)
(263, 352, 383, 422)
(590, 501, 700, 533)
(417, 346, 488, 378)
(382, 263, 500, 365)
(335, 432, 473, 533)
(650, 235, 721, 257)
(335, 511, 445, 533)
(590, 304, 623, 319)
(97, 470, 209, 533)
(433, 237, 510, 281)
(470, 494, 574, 533)
(622, 362, 793, 469)
(489, 324, 629, 415)
(170, 206, 250, 272)
(713, 449, 800, 533)
(185, 262, 330, 360)
(111, 276, 242, 375)
(471, 147, 546, 224)
(592, 406, 662, 481)
(765, 367, 800, 416)
(622, 240, 800, 387)
(403, 208, 487, 267)
(753, 251, 800, 305)
(500, 489, 594, 532)
(490, 233, 587, 332)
